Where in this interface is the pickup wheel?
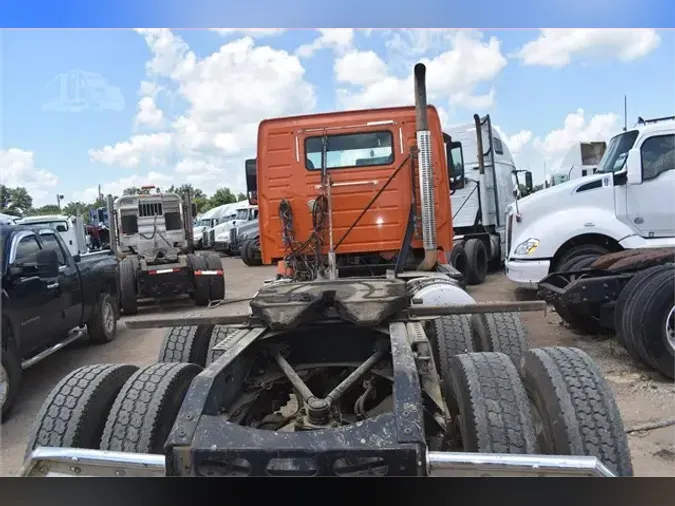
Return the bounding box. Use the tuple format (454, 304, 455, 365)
(87, 292, 118, 344)
(1, 339, 22, 421)
(158, 325, 215, 367)
(24, 364, 138, 459)
(188, 255, 210, 307)
(100, 362, 202, 454)
(249, 239, 263, 266)
(203, 252, 226, 301)
(445, 352, 537, 454)
(119, 257, 138, 315)
(470, 312, 529, 365)
(519, 347, 633, 476)
(464, 238, 488, 285)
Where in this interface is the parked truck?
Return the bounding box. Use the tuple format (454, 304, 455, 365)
(23, 63, 631, 478)
(445, 115, 532, 285)
(212, 202, 258, 255)
(110, 187, 225, 314)
(505, 115, 675, 289)
(1, 223, 120, 419)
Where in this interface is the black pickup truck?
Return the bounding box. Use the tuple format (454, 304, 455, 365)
(1, 223, 120, 419)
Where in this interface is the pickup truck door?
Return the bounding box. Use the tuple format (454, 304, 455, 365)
(6, 232, 63, 356)
(38, 230, 83, 334)
(626, 133, 675, 237)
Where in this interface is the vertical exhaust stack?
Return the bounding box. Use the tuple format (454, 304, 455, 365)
(414, 63, 438, 271)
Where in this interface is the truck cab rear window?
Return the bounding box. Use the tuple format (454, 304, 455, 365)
(305, 131, 394, 170)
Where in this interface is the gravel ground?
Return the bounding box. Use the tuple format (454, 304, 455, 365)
(1, 257, 673, 476)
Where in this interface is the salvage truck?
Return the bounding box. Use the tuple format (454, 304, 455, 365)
(111, 187, 225, 314)
(1, 223, 120, 419)
(22, 63, 631, 478)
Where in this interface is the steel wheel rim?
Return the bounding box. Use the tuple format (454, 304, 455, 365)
(0, 363, 8, 410)
(103, 300, 115, 334)
(665, 305, 675, 354)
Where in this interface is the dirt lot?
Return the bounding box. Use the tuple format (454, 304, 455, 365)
(1, 257, 673, 476)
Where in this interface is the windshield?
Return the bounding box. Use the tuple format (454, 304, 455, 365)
(235, 209, 249, 220)
(196, 219, 212, 227)
(596, 130, 639, 174)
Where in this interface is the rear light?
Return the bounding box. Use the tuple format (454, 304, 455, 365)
(195, 269, 223, 276)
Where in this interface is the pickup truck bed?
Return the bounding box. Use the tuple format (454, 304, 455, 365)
(1, 223, 121, 420)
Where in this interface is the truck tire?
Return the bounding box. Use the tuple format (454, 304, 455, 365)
(553, 255, 603, 335)
(425, 315, 476, 396)
(87, 292, 118, 344)
(24, 364, 138, 459)
(249, 239, 263, 266)
(445, 352, 536, 454)
(188, 254, 210, 307)
(464, 238, 488, 285)
(1, 338, 22, 421)
(519, 347, 633, 476)
(240, 239, 252, 266)
(623, 268, 674, 379)
(119, 257, 138, 315)
(157, 325, 215, 367)
(614, 265, 670, 362)
(449, 244, 470, 282)
(470, 312, 529, 365)
(203, 252, 226, 301)
(555, 244, 610, 273)
(205, 326, 248, 366)
(101, 362, 202, 454)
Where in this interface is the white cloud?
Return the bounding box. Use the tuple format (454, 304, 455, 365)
(86, 30, 316, 196)
(72, 171, 174, 203)
(134, 96, 164, 129)
(89, 132, 173, 167)
(0, 148, 60, 206)
(296, 29, 354, 58)
(503, 108, 620, 182)
(515, 29, 661, 68)
(210, 29, 286, 38)
(336, 31, 507, 112)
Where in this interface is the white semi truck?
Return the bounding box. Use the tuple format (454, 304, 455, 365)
(446, 114, 532, 285)
(505, 115, 675, 289)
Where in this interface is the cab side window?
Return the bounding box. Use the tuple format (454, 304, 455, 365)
(14, 235, 42, 265)
(641, 134, 675, 181)
(39, 232, 67, 265)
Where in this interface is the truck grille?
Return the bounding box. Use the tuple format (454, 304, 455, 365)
(229, 228, 237, 244)
(209, 230, 215, 242)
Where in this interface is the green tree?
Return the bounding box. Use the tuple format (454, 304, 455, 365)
(0, 186, 33, 216)
(236, 192, 247, 202)
(209, 187, 238, 207)
(123, 187, 140, 195)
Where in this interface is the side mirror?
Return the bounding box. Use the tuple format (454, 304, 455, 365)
(36, 249, 60, 278)
(626, 148, 642, 185)
(524, 171, 533, 191)
(191, 203, 198, 217)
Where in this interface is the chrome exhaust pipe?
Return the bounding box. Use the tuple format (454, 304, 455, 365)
(413, 63, 437, 271)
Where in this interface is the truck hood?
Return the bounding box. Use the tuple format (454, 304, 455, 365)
(507, 172, 609, 217)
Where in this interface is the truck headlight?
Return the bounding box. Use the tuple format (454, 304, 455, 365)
(514, 238, 540, 256)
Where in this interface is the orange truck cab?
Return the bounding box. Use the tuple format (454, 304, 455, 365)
(246, 66, 460, 279)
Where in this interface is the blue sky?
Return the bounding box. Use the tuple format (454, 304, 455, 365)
(1, 28, 673, 206)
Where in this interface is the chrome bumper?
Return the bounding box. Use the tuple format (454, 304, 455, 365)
(22, 447, 615, 477)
